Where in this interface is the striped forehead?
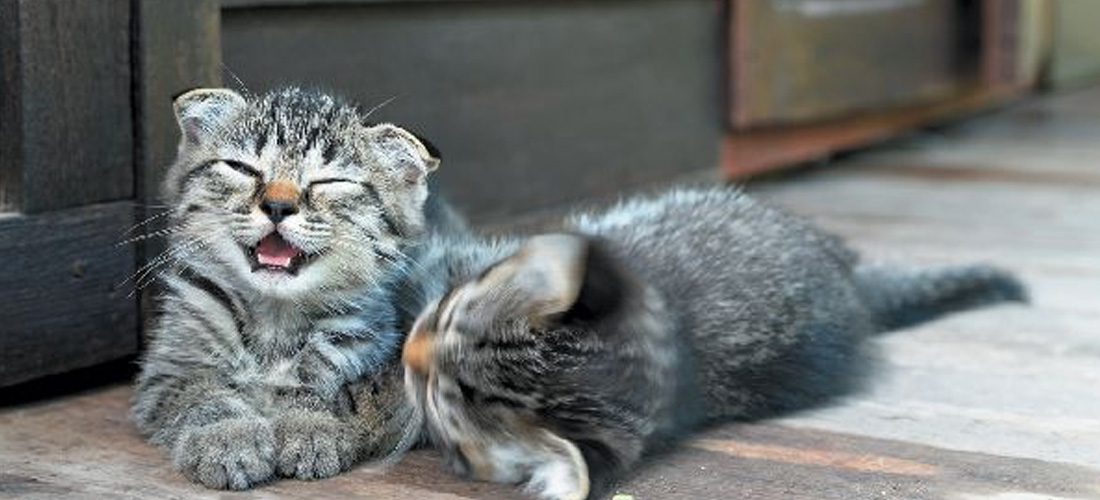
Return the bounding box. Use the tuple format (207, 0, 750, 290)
(238, 94, 364, 178)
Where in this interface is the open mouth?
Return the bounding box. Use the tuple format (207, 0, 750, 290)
(248, 232, 310, 274)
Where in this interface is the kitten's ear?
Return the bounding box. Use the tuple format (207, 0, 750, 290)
(173, 88, 246, 144)
(502, 234, 590, 320)
(366, 123, 441, 184)
(556, 236, 629, 324)
(478, 233, 626, 323)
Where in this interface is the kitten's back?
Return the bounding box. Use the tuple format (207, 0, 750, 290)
(569, 188, 874, 421)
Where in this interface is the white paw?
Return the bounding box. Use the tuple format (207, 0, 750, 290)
(523, 432, 589, 500)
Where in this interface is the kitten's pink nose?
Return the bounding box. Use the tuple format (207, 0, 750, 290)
(403, 329, 435, 375)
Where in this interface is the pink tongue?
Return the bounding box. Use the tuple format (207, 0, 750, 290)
(256, 233, 301, 268)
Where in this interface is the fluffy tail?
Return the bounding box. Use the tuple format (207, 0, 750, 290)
(855, 263, 1028, 332)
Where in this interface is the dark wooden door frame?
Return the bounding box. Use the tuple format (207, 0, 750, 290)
(0, 0, 220, 386)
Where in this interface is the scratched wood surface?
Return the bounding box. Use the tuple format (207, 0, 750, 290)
(3, 88, 1100, 499)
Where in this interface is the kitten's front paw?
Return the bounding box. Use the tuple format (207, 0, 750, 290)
(173, 417, 276, 490)
(274, 410, 358, 480)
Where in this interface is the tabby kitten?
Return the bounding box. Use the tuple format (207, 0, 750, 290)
(400, 188, 1026, 500)
(132, 87, 440, 489)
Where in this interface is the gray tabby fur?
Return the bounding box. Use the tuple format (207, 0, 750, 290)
(132, 87, 438, 489)
(400, 187, 1026, 500)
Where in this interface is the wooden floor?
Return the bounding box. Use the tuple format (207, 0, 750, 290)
(4, 87, 1100, 500)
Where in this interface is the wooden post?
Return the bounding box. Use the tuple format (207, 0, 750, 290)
(133, 0, 222, 216)
(0, 0, 133, 214)
(131, 0, 222, 339)
(0, 0, 140, 385)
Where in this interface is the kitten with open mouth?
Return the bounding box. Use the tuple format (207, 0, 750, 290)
(249, 232, 313, 274)
(132, 87, 452, 490)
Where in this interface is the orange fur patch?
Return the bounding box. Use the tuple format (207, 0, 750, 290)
(402, 329, 435, 376)
(263, 180, 300, 203)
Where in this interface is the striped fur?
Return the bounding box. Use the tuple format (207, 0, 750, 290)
(400, 187, 1027, 500)
(133, 87, 440, 490)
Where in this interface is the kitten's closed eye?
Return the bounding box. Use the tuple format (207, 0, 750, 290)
(305, 178, 364, 202)
(220, 159, 262, 178)
(198, 161, 262, 193)
(307, 178, 360, 188)
(196, 159, 259, 180)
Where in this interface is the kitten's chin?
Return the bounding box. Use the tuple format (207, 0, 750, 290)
(245, 264, 322, 299)
(248, 268, 299, 292)
(242, 256, 351, 304)
(233, 246, 379, 303)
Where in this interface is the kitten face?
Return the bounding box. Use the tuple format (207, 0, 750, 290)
(402, 235, 599, 500)
(162, 87, 439, 302)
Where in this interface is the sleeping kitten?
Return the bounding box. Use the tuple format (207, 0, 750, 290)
(132, 87, 442, 489)
(400, 188, 1026, 500)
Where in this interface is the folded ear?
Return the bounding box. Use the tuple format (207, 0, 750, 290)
(173, 88, 246, 144)
(473, 233, 627, 324)
(507, 234, 589, 320)
(366, 123, 441, 184)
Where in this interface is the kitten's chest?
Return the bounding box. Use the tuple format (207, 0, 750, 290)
(232, 306, 314, 383)
(244, 311, 311, 355)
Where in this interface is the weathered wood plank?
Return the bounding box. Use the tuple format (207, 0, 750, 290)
(222, 0, 534, 7)
(730, 0, 975, 128)
(221, 0, 720, 221)
(742, 86, 1100, 479)
(781, 307, 1100, 471)
(752, 168, 1100, 317)
(2, 386, 1097, 500)
(669, 424, 1100, 500)
(132, 0, 221, 327)
(722, 87, 1018, 177)
(1051, 0, 1100, 87)
(753, 173, 1100, 245)
(225, 0, 447, 6)
(5, 0, 134, 213)
(0, 202, 138, 387)
(134, 0, 221, 214)
(842, 149, 1100, 186)
(0, 386, 513, 500)
(0, 0, 22, 212)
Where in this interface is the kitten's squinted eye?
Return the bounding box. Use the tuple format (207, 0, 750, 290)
(220, 159, 262, 178)
(304, 178, 364, 202)
(306, 178, 360, 188)
(182, 159, 261, 189)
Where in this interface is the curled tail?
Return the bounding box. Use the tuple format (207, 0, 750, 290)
(855, 263, 1028, 332)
